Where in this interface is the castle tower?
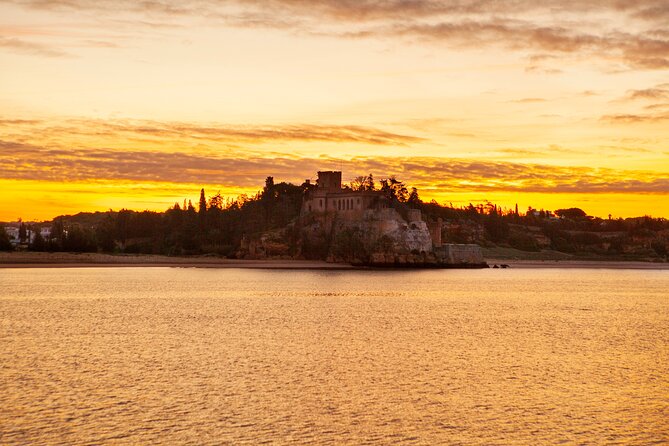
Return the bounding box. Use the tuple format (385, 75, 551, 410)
(317, 171, 342, 191)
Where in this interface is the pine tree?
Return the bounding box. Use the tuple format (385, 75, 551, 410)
(18, 221, 27, 243)
(199, 188, 207, 214)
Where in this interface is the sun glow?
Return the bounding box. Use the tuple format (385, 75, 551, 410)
(1, 1, 668, 221)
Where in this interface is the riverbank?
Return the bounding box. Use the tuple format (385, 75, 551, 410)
(1, 252, 667, 270)
(482, 246, 668, 269)
(486, 259, 669, 270)
(0, 252, 353, 269)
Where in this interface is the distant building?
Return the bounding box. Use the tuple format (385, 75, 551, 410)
(301, 171, 387, 215)
(300, 170, 444, 253)
(39, 227, 51, 239)
(4, 226, 19, 245)
(243, 170, 485, 266)
(3, 225, 50, 246)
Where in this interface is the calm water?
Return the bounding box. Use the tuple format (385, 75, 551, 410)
(1, 267, 668, 445)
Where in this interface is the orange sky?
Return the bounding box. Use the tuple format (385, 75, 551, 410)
(1, 0, 668, 221)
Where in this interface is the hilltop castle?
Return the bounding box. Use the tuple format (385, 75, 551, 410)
(241, 170, 484, 266)
(301, 171, 388, 215)
(297, 171, 488, 266)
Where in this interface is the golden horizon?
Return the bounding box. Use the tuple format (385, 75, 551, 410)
(1, 1, 668, 221)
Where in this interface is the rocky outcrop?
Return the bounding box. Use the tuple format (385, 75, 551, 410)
(360, 208, 432, 254)
(237, 229, 292, 260)
(243, 200, 487, 268)
(307, 207, 486, 268)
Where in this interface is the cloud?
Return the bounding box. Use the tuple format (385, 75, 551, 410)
(6, 0, 669, 69)
(0, 119, 43, 125)
(644, 103, 669, 110)
(601, 113, 669, 123)
(625, 84, 669, 101)
(0, 36, 69, 57)
(342, 20, 669, 70)
(2, 139, 668, 195)
(0, 117, 425, 146)
(82, 40, 121, 48)
(509, 98, 548, 103)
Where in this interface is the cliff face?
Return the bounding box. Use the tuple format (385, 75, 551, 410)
(237, 203, 486, 267)
(355, 208, 433, 254)
(303, 207, 486, 267)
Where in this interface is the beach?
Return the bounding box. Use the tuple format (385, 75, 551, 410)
(485, 258, 669, 270)
(1, 252, 667, 270)
(0, 252, 353, 269)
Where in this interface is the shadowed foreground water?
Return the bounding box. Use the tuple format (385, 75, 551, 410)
(1, 267, 668, 444)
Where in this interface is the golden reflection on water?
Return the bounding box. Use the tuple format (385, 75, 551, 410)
(1, 268, 668, 444)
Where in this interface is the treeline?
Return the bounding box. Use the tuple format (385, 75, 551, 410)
(1, 178, 308, 255)
(2, 174, 668, 260)
(420, 202, 669, 258)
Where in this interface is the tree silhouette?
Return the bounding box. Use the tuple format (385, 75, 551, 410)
(208, 192, 223, 210)
(363, 174, 375, 191)
(18, 221, 27, 243)
(408, 187, 421, 205)
(30, 231, 46, 251)
(198, 189, 207, 212)
(380, 176, 409, 202)
(350, 176, 366, 191)
(0, 227, 12, 251)
(350, 174, 376, 191)
(555, 208, 587, 219)
(198, 188, 207, 231)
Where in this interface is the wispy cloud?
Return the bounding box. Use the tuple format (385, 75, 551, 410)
(2, 139, 667, 195)
(6, 0, 669, 69)
(0, 36, 69, 57)
(509, 98, 548, 104)
(0, 117, 425, 146)
(601, 113, 669, 123)
(644, 103, 669, 110)
(624, 83, 669, 101)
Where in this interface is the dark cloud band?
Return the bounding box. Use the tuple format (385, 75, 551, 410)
(2, 140, 667, 194)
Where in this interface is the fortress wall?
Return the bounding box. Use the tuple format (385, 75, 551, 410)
(440, 244, 484, 264)
(427, 218, 443, 248)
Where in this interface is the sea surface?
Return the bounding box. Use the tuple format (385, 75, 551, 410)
(1, 267, 668, 445)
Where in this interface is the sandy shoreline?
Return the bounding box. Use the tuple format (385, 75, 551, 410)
(1, 252, 667, 270)
(0, 252, 669, 270)
(486, 259, 669, 270)
(0, 252, 353, 269)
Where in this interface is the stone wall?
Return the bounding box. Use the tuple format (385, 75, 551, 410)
(435, 244, 485, 265)
(427, 218, 442, 248)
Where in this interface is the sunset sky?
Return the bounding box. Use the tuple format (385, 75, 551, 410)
(2, 0, 668, 221)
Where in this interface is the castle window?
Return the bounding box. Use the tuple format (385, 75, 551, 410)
(319, 199, 323, 208)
